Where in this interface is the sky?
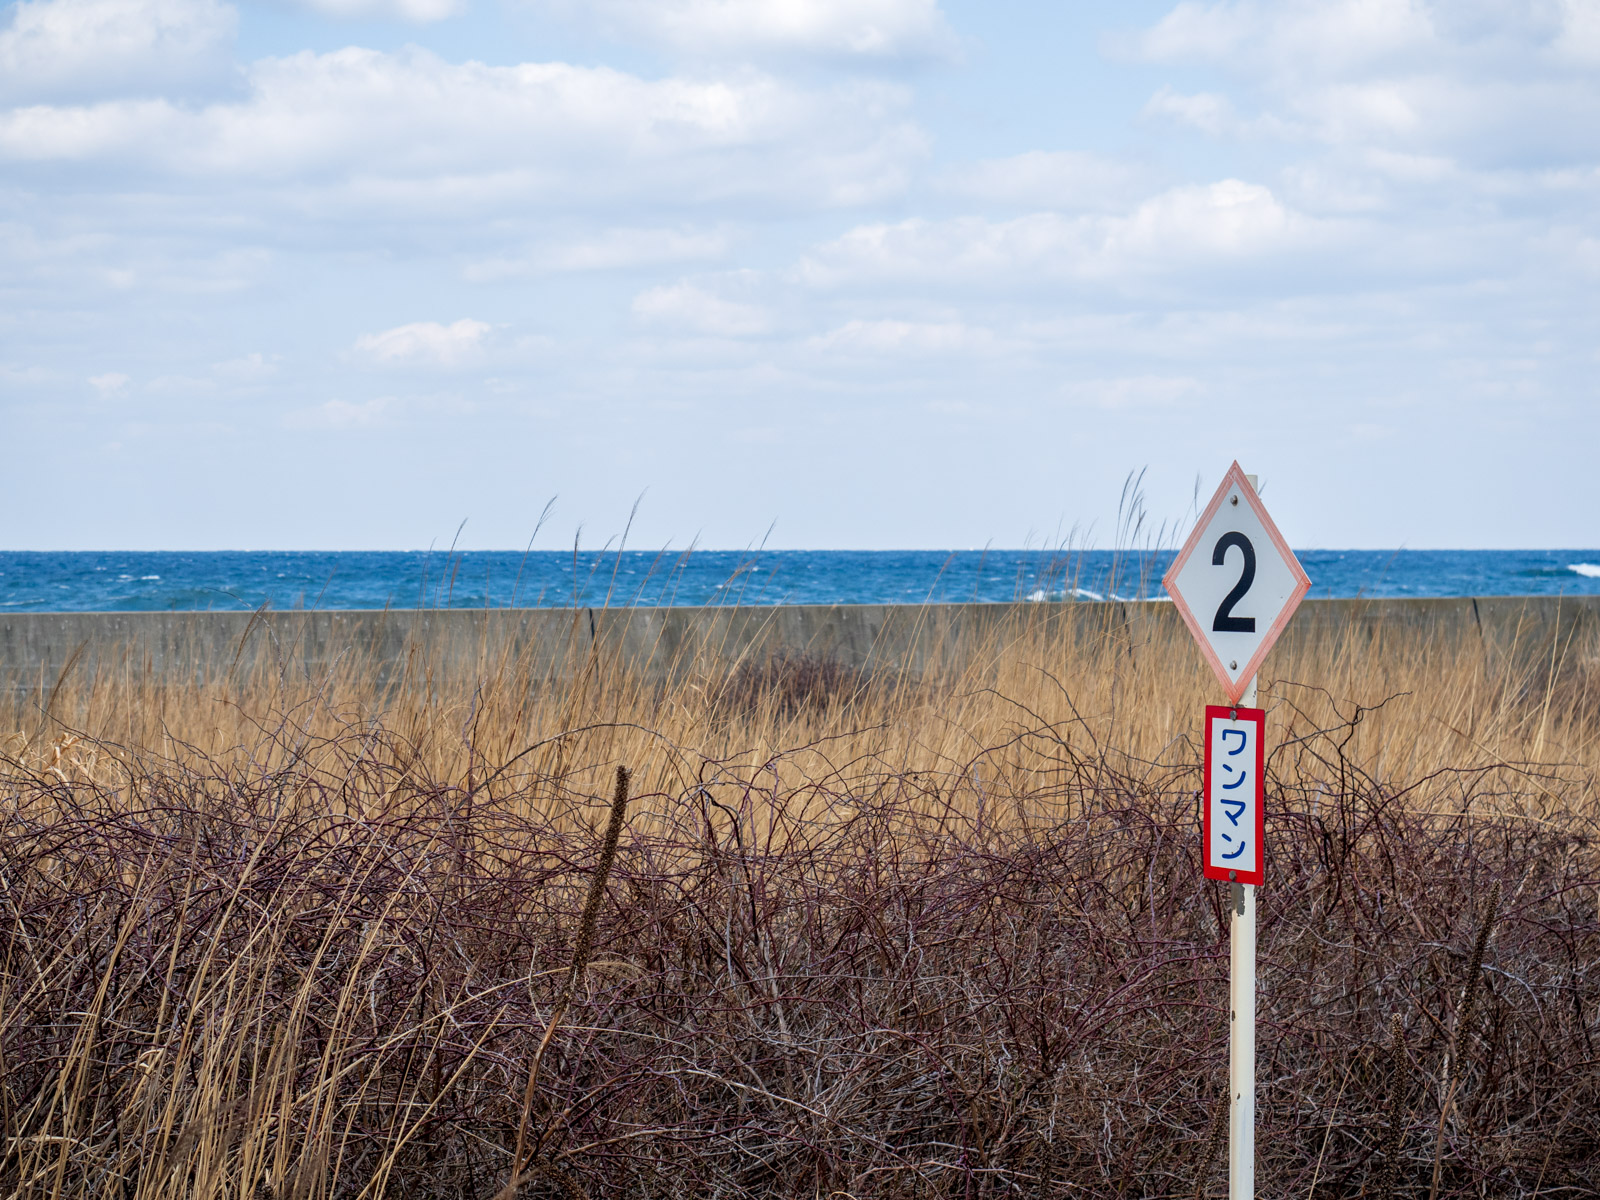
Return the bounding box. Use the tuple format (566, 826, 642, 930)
(2, 0, 1598, 551)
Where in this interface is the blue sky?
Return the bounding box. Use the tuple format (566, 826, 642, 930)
(3, 0, 1597, 551)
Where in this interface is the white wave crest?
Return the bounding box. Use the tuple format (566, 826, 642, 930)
(1568, 563, 1600, 578)
(1026, 585, 1107, 602)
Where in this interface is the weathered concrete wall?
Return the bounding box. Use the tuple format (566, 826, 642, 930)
(3, 596, 1597, 695)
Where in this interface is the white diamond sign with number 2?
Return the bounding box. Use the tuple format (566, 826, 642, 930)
(1163, 462, 1311, 703)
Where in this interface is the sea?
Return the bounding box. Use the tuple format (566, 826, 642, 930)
(2, 549, 1599, 612)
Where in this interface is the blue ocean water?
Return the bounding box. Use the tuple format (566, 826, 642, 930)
(2, 549, 1599, 612)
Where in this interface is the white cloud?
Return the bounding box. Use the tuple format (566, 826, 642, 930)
(0, 362, 59, 387)
(941, 150, 1147, 211)
(88, 370, 129, 394)
(1125, 2, 1600, 169)
(290, 0, 463, 23)
(1557, 0, 1600, 62)
(802, 180, 1322, 287)
(1115, 179, 1304, 257)
(465, 227, 730, 281)
(807, 318, 1000, 355)
(0, 0, 235, 103)
(632, 282, 770, 336)
(286, 397, 393, 429)
(211, 352, 276, 382)
(353, 319, 492, 365)
(562, 0, 957, 60)
(0, 49, 923, 213)
(1131, 0, 1435, 76)
(1144, 88, 1239, 137)
(142, 351, 280, 395)
(1061, 375, 1200, 409)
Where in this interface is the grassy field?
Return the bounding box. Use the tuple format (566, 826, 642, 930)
(1, 605, 1597, 1198)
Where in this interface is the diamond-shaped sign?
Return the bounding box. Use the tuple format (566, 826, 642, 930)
(1163, 462, 1310, 702)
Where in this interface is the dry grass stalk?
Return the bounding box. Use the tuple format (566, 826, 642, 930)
(501, 763, 631, 1200)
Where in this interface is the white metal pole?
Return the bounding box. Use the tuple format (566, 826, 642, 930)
(1229, 471, 1260, 1200)
(1229, 671, 1257, 1200)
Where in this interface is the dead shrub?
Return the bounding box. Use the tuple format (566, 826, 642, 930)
(717, 651, 874, 719)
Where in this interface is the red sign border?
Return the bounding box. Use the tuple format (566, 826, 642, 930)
(1202, 703, 1266, 885)
(1162, 461, 1311, 703)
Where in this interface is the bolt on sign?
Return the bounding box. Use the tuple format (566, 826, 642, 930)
(1203, 704, 1264, 885)
(1162, 461, 1311, 705)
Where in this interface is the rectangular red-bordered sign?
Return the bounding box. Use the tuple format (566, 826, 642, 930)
(1202, 704, 1265, 885)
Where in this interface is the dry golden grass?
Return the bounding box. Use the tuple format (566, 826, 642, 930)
(0, 603, 1596, 1198)
(11, 603, 1599, 817)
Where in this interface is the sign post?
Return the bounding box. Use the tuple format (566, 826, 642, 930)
(1163, 464, 1309, 1200)
(1210, 697, 1262, 1200)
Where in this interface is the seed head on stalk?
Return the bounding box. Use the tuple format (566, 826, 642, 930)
(499, 764, 631, 1200)
(1427, 878, 1500, 1200)
(1192, 1090, 1227, 1200)
(1372, 1012, 1408, 1200)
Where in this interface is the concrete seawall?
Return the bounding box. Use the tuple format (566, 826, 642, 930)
(4, 596, 1598, 695)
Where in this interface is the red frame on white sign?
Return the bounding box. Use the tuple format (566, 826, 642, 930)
(1163, 461, 1311, 704)
(1202, 703, 1266, 885)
